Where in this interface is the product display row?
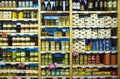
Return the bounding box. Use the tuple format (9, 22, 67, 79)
(73, 14, 117, 27)
(0, 11, 38, 19)
(41, 39, 69, 51)
(73, 28, 117, 38)
(72, 0, 117, 11)
(41, 53, 69, 65)
(0, 34, 38, 46)
(0, 0, 38, 8)
(42, 15, 69, 26)
(0, 48, 38, 62)
(41, 68, 70, 76)
(73, 39, 117, 52)
(41, 0, 69, 11)
(0, 22, 38, 33)
(73, 67, 117, 76)
(41, 28, 69, 37)
(73, 53, 117, 65)
(0, 63, 38, 76)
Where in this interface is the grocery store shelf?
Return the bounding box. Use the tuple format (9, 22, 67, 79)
(72, 11, 117, 14)
(0, 19, 38, 21)
(41, 11, 70, 13)
(72, 65, 118, 68)
(41, 51, 70, 54)
(0, 76, 38, 78)
(41, 36, 70, 39)
(0, 33, 38, 35)
(0, 8, 38, 10)
(72, 26, 117, 28)
(41, 26, 70, 28)
(73, 36, 118, 39)
(85, 51, 117, 54)
(0, 62, 38, 64)
(0, 46, 38, 49)
(41, 64, 70, 68)
(41, 76, 70, 78)
(73, 75, 118, 78)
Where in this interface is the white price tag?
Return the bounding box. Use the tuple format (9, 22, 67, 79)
(112, 76, 117, 78)
(72, 11, 77, 13)
(62, 76, 66, 79)
(113, 65, 118, 68)
(97, 66, 102, 68)
(41, 51, 45, 54)
(88, 76, 93, 79)
(11, 62, 16, 65)
(11, 46, 16, 49)
(29, 46, 34, 49)
(2, 46, 7, 49)
(29, 33, 34, 35)
(12, 19, 17, 21)
(25, 62, 29, 65)
(20, 47, 25, 49)
(41, 66, 46, 68)
(73, 76, 78, 78)
(17, 8, 22, 10)
(27, 76, 31, 79)
(24, 19, 29, 21)
(62, 65, 68, 68)
(100, 76, 105, 78)
(61, 51, 66, 54)
(73, 65, 77, 68)
(41, 76, 46, 79)
(57, 11, 62, 13)
(99, 51, 104, 54)
(51, 51, 55, 54)
(31, 19, 37, 21)
(111, 11, 116, 13)
(105, 51, 110, 53)
(53, 76, 58, 79)
(96, 11, 101, 13)
(42, 11, 46, 13)
(84, 11, 88, 14)
(105, 65, 110, 68)
(11, 33, 16, 36)
(41, 37, 45, 39)
(111, 51, 117, 54)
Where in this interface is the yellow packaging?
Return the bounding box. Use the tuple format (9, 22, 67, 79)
(41, 41, 45, 51)
(58, 16, 62, 26)
(54, 32, 58, 37)
(18, 11, 23, 19)
(62, 17, 66, 26)
(31, 11, 34, 18)
(58, 32, 62, 36)
(0, 12, 2, 19)
(51, 41, 55, 51)
(65, 16, 70, 26)
(66, 32, 69, 36)
(45, 41, 49, 51)
(56, 42, 60, 51)
(65, 41, 69, 51)
(62, 42, 65, 51)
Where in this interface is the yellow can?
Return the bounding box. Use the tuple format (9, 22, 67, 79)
(31, 11, 34, 18)
(12, 12, 17, 19)
(18, 11, 23, 19)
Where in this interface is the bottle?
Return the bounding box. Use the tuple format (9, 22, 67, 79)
(88, 0, 93, 11)
(81, 0, 85, 11)
(99, 0, 103, 11)
(107, 0, 112, 11)
(84, 0, 88, 10)
(46, 0, 51, 11)
(112, 0, 117, 11)
(63, 0, 66, 11)
(55, 0, 58, 10)
(94, 0, 99, 11)
(41, 0, 45, 11)
(76, 0, 80, 11)
(52, 3, 55, 11)
(60, 0, 63, 11)
(72, 0, 76, 11)
(103, 0, 107, 11)
(66, 0, 69, 11)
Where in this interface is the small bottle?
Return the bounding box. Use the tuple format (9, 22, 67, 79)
(52, 3, 55, 11)
(112, 0, 117, 11)
(41, 0, 45, 11)
(107, 0, 112, 11)
(46, 0, 51, 11)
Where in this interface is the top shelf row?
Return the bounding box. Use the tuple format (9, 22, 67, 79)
(0, 0, 117, 12)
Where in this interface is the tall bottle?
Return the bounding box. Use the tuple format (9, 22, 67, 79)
(60, 0, 63, 11)
(88, 0, 93, 11)
(72, 0, 76, 11)
(81, 0, 85, 11)
(107, 0, 112, 11)
(112, 0, 117, 11)
(52, 3, 55, 11)
(55, 0, 58, 10)
(84, 0, 88, 10)
(63, 0, 66, 11)
(46, 0, 51, 11)
(66, 0, 69, 11)
(94, 0, 99, 11)
(57, 1, 61, 10)
(76, 0, 80, 11)
(103, 0, 107, 11)
(99, 0, 103, 11)
(41, 0, 45, 11)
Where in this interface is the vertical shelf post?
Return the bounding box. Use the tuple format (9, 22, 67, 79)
(70, 0, 73, 79)
(38, 0, 41, 79)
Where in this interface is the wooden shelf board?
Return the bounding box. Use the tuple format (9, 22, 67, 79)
(72, 11, 117, 14)
(41, 11, 70, 13)
(0, 8, 38, 10)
